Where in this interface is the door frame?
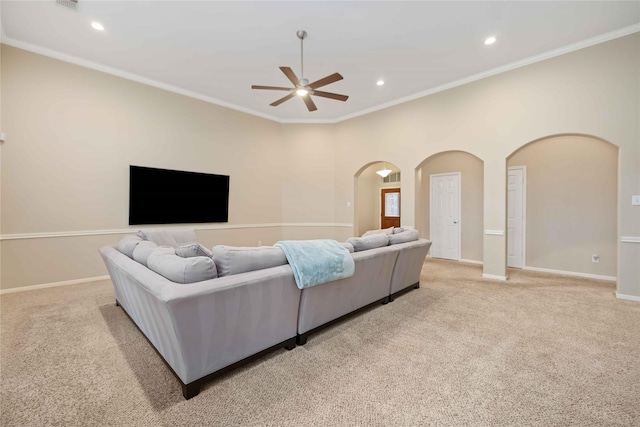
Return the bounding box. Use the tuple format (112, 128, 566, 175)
(429, 172, 461, 261)
(507, 166, 527, 268)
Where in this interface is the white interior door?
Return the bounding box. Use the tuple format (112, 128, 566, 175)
(507, 167, 526, 268)
(430, 173, 461, 260)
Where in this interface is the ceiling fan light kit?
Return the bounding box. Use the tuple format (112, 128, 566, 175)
(251, 30, 349, 112)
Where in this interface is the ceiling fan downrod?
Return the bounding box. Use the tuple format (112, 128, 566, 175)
(297, 30, 308, 86)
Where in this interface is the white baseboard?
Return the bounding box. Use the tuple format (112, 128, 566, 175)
(616, 293, 640, 302)
(523, 266, 616, 282)
(460, 259, 483, 265)
(0, 275, 110, 295)
(482, 273, 508, 281)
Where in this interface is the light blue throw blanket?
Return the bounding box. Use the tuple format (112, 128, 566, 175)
(275, 240, 355, 289)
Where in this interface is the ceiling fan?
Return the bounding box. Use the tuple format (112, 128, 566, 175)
(251, 30, 348, 112)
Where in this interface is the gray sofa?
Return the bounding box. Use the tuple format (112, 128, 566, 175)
(100, 228, 431, 399)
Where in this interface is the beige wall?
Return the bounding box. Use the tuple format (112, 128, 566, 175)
(2, 33, 639, 297)
(508, 135, 618, 276)
(417, 151, 484, 262)
(333, 33, 639, 292)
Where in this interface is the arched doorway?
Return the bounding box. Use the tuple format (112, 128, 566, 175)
(506, 134, 618, 279)
(415, 151, 484, 263)
(354, 161, 401, 236)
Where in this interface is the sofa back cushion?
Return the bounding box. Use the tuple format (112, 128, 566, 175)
(339, 242, 355, 253)
(147, 247, 217, 284)
(362, 227, 394, 237)
(212, 245, 288, 277)
(347, 234, 390, 252)
(116, 235, 143, 258)
(389, 228, 420, 245)
(132, 240, 159, 267)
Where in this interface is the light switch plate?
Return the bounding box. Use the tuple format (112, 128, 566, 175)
(632, 195, 640, 206)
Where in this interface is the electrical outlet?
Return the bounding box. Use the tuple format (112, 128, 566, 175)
(258, 241, 262, 246)
(592, 254, 600, 263)
(632, 195, 640, 206)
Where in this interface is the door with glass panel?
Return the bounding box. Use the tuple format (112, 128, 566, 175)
(381, 188, 401, 228)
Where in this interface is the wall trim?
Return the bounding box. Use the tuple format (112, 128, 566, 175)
(0, 275, 110, 295)
(484, 230, 504, 236)
(3, 24, 639, 125)
(482, 273, 508, 281)
(523, 266, 616, 282)
(0, 223, 354, 241)
(616, 293, 640, 302)
(621, 236, 640, 243)
(460, 259, 483, 265)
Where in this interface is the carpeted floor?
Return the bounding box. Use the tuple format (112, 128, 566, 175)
(1, 259, 639, 426)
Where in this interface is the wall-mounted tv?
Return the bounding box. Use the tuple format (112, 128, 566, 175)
(129, 165, 229, 225)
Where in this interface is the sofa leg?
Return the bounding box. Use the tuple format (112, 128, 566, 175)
(115, 300, 120, 307)
(388, 295, 395, 303)
(414, 283, 420, 289)
(381, 296, 389, 305)
(182, 382, 200, 400)
(284, 337, 297, 351)
(296, 334, 308, 346)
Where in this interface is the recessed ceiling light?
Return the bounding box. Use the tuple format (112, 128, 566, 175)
(376, 80, 384, 86)
(484, 36, 496, 45)
(91, 22, 105, 31)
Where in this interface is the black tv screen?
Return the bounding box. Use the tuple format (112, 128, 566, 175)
(129, 166, 229, 225)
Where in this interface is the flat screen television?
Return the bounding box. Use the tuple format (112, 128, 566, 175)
(129, 165, 229, 225)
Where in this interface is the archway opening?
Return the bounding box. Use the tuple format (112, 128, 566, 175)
(415, 151, 484, 263)
(354, 161, 401, 236)
(506, 134, 618, 279)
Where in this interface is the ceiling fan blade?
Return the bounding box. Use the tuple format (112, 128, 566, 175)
(302, 95, 318, 112)
(279, 66, 300, 86)
(252, 85, 293, 91)
(308, 73, 343, 90)
(270, 92, 296, 107)
(312, 90, 349, 102)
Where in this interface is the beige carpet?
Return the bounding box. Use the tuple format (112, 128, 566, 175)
(2, 259, 639, 426)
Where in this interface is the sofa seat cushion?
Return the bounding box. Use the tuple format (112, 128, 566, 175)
(147, 247, 217, 284)
(212, 245, 287, 277)
(116, 235, 143, 258)
(389, 228, 420, 245)
(362, 227, 394, 237)
(347, 234, 390, 252)
(132, 240, 159, 267)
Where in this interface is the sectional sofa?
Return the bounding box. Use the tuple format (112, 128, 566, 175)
(99, 228, 431, 399)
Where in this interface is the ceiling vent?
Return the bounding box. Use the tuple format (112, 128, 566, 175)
(55, 0, 79, 12)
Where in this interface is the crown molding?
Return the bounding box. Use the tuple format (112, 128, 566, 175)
(2, 23, 638, 125)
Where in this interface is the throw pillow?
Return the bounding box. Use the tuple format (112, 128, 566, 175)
(147, 247, 217, 284)
(116, 235, 143, 258)
(346, 234, 390, 252)
(137, 230, 179, 247)
(175, 243, 213, 258)
(212, 245, 288, 277)
(339, 242, 355, 253)
(392, 227, 405, 234)
(362, 227, 394, 237)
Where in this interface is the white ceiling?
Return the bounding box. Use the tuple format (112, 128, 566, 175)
(2, 1, 639, 123)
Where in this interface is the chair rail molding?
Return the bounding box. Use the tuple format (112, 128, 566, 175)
(0, 223, 354, 241)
